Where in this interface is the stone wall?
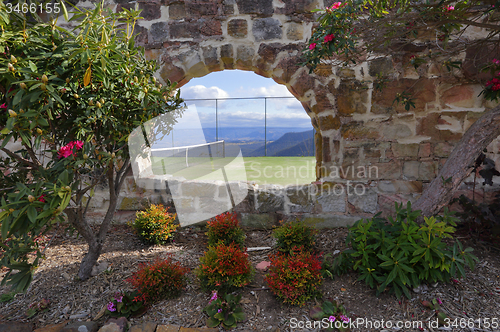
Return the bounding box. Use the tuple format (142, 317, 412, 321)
(66, 0, 500, 227)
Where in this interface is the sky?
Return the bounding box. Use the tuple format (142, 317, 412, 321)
(177, 70, 312, 129)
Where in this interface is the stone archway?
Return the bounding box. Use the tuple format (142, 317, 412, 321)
(132, 0, 343, 180)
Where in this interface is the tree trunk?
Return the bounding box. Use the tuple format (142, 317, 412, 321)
(64, 162, 131, 281)
(413, 104, 500, 217)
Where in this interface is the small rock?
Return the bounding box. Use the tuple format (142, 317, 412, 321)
(129, 322, 156, 332)
(91, 262, 108, 276)
(69, 311, 90, 319)
(62, 305, 71, 315)
(60, 321, 98, 332)
(33, 321, 68, 332)
(256, 261, 271, 271)
(103, 317, 127, 332)
(62, 272, 71, 281)
(97, 323, 120, 332)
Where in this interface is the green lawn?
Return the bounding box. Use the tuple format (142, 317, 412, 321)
(151, 156, 316, 186)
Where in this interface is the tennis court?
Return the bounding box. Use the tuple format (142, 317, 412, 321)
(151, 156, 316, 186)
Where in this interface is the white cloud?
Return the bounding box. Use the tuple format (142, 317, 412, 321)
(180, 85, 230, 107)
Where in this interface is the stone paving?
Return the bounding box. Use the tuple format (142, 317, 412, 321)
(0, 320, 218, 332)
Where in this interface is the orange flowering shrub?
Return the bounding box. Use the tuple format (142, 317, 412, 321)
(131, 204, 178, 245)
(195, 243, 254, 294)
(265, 247, 323, 306)
(126, 256, 188, 303)
(206, 212, 245, 248)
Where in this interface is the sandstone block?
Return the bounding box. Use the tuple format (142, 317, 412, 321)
(168, 2, 185, 19)
(150, 22, 169, 44)
(252, 18, 283, 42)
(286, 22, 304, 40)
(236, 0, 273, 16)
(228, 19, 248, 38)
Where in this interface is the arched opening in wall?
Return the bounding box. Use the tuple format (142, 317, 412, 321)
(172, 70, 316, 186)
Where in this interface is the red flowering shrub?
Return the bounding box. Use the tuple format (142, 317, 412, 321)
(206, 212, 245, 248)
(126, 256, 189, 303)
(195, 243, 254, 294)
(265, 248, 323, 306)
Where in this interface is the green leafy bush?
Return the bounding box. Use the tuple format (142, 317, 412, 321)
(126, 256, 189, 303)
(273, 220, 317, 255)
(327, 202, 479, 298)
(195, 243, 254, 294)
(206, 212, 245, 248)
(265, 247, 323, 306)
(130, 204, 178, 245)
(204, 292, 246, 329)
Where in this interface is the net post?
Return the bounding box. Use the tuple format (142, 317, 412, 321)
(186, 147, 189, 167)
(223, 140, 225, 158)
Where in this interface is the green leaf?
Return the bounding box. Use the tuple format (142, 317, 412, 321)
(207, 317, 220, 327)
(27, 206, 37, 223)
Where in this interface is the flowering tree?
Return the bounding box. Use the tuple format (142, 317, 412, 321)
(303, 0, 500, 217)
(0, 1, 183, 291)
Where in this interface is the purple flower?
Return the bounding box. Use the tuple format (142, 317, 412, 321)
(340, 314, 350, 323)
(329, 315, 336, 322)
(209, 291, 218, 304)
(115, 295, 123, 303)
(217, 309, 222, 313)
(437, 298, 442, 305)
(107, 302, 116, 312)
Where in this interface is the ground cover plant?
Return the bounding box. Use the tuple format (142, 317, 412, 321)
(0, 0, 183, 291)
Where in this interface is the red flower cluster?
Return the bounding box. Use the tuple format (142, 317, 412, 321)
(265, 248, 323, 306)
(126, 256, 189, 304)
(309, 43, 317, 50)
(58, 140, 84, 159)
(486, 78, 500, 91)
(324, 34, 335, 43)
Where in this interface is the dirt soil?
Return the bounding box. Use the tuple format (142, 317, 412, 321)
(0, 224, 499, 332)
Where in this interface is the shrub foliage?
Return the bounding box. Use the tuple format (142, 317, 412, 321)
(195, 243, 254, 294)
(126, 256, 188, 303)
(206, 212, 245, 248)
(131, 204, 178, 245)
(265, 247, 323, 306)
(325, 202, 479, 298)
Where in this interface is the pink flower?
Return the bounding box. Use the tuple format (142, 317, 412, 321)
(309, 43, 317, 50)
(328, 315, 336, 322)
(58, 145, 73, 159)
(331, 2, 342, 10)
(217, 309, 222, 313)
(107, 302, 116, 312)
(209, 291, 218, 304)
(115, 294, 123, 303)
(340, 314, 350, 323)
(58, 140, 84, 159)
(0, 103, 6, 109)
(445, 5, 454, 11)
(437, 298, 442, 305)
(494, 58, 500, 65)
(38, 194, 46, 203)
(324, 34, 335, 43)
